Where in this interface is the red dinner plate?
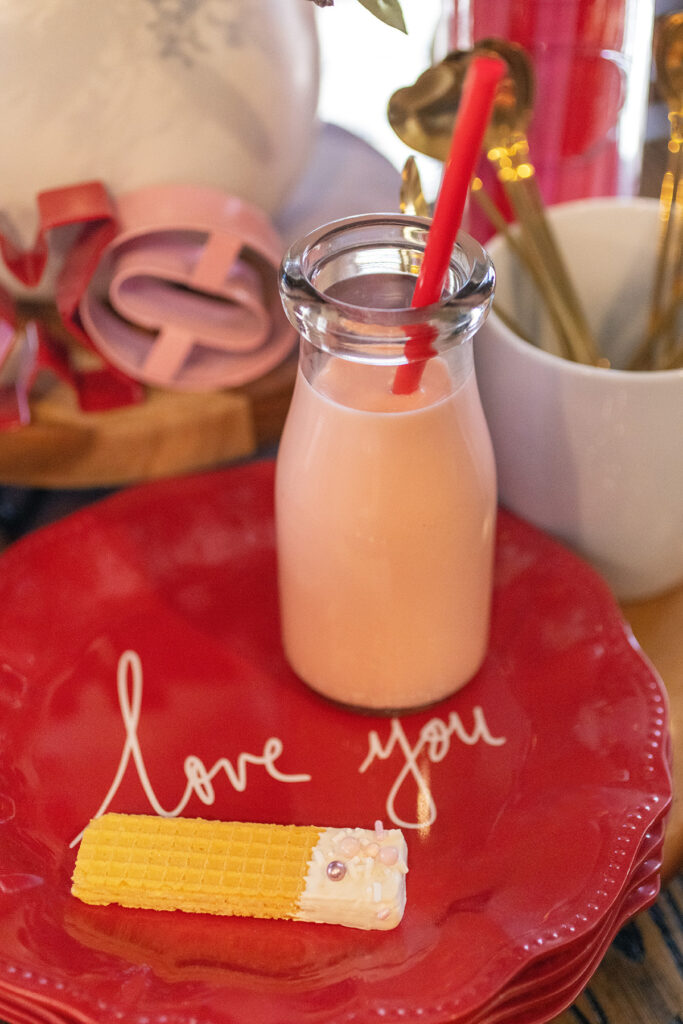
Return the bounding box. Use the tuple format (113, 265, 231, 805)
(463, 836, 664, 1024)
(0, 460, 672, 1024)
(467, 821, 665, 1013)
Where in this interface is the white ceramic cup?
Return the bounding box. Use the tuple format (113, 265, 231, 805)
(474, 197, 683, 602)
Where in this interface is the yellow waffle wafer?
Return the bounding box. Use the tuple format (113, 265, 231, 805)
(72, 813, 408, 930)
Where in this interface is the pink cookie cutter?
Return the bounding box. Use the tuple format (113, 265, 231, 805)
(78, 185, 296, 391)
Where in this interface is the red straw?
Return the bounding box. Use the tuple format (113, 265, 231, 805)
(393, 54, 506, 394)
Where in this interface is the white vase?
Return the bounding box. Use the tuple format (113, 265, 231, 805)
(0, 0, 320, 298)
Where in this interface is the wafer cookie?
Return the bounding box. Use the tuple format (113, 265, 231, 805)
(71, 813, 407, 930)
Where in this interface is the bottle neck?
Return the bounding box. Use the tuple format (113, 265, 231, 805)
(298, 333, 475, 412)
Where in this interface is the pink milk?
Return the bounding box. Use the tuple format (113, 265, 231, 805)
(276, 214, 497, 713)
(276, 356, 496, 711)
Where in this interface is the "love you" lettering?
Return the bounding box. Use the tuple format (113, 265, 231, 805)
(359, 713, 506, 831)
(71, 651, 507, 845)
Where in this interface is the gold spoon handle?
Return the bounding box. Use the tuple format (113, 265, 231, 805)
(658, 286, 683, 368)
(492, 156, 601, 365)
(636, 12, 683, 370)
(470, 178, 582, 356)
(654, 120, 683, 362)
(653, 119, 682, 302)
(631, 283, 682, 371)
(630, 115, 683, 370)
(399, 156, 431, 218)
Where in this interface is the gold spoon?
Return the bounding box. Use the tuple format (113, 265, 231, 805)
(475, 38, 601, 366)
(389, 43, 602, 365)
(388, 44, 534, 163)
(631, 12, 683, 370)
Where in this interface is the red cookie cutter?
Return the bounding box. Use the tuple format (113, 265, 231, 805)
(0, 181, 145, 422)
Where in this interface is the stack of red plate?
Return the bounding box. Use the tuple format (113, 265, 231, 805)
(0, 461, 671, 1024)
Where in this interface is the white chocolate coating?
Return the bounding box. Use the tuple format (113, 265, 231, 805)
(297, 825, 408, 930)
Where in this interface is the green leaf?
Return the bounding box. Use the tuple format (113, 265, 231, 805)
(356, 0, 407, 33)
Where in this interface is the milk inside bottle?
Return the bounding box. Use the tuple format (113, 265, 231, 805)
(276, 214, 497, 713)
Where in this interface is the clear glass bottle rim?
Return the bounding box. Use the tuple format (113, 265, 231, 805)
(280, 212, 495, 329)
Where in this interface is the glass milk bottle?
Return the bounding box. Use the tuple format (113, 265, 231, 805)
(276, 214, 497, 714)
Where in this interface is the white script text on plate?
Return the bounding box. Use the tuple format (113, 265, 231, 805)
(360, 713, 507, 830)
(69, 650, 311, 846)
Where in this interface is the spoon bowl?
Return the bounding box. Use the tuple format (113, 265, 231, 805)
(388, 41, 533, 161)
(654, 11, 683, 111)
